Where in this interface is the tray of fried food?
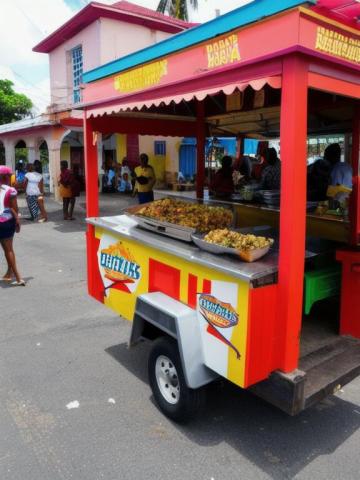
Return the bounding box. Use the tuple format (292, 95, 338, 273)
(192, 228, 274, 262)
(124, 198, 233, 241)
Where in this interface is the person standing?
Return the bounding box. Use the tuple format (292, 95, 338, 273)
(68, 165, 83, 220)
(325, 143, 353, 189)
(15, 160, 26, 192)
(134, 153, 156, 204)
(33, 160, 48, 222)
(103, 161, 116, 193)
(307, 158, 331, 201)
(118, 158, 132, 193)
(0, 166, 25, 286)
(24, 163, 47, 222)
(24, 163, 40, 220)
(58, 160, 73, 220)
(210, 155, 234, 198)
(259, 147, 281, 190)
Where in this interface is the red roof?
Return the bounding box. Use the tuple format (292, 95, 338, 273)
(33, 1, 197, 53)
(111, 1, 197, 29)
(311, 0, 360, 27)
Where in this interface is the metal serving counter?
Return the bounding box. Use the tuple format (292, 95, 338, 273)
(87, 214, 340, 287)
(87, 215, 279, 286)
(222, 199, 349, 243)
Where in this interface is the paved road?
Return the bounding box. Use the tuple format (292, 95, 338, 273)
(1, 194, 360, 480)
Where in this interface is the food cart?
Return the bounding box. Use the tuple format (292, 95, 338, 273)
(80, 0, 360, 421)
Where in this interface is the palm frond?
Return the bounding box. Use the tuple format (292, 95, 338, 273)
(157, 0, 199, 20)
(171, 0, 189, 20)
(156, 0, 171, 14)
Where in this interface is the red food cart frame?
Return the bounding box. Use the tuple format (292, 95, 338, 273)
(81, 0, 360, 382)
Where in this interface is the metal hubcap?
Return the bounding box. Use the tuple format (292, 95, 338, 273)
(155, 355, 180, 405)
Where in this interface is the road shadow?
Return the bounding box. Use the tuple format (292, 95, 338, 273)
(106, 341, 360, 480)
(79, 193, 137, 218)
(106, 341, 150, 384)
(18, 211, 87, 235)
(52, 216, 87, 234)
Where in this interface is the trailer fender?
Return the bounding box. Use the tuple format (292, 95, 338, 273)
(130, 292, 218, 389)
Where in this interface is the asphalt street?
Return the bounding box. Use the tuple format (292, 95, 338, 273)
(1, 194, 360, 480)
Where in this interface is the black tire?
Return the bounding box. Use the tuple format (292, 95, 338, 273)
(148, 337, 205, 423)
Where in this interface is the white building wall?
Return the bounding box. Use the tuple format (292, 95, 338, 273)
(99, 18, 173, 65)
(48, 18, 173, 111)
(49, 21, 101, 108)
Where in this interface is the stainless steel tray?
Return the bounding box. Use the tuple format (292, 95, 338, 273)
(191, 226, 273, 262)
(123, 203, 196, 242)
(192, 232, 236, 255)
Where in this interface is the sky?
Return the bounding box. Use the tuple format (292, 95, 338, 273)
(0, 0, 251, 114)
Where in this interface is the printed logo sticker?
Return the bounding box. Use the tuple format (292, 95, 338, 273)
(99, 241, 141, 295)
(199, 294, 239, 328)
(199, 294, 240, 359)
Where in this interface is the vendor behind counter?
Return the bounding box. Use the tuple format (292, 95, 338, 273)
(258, 147, 281, 190)
(209, 155, 234, 199)
(134, 153, 156, 204)
(307, 143, 353, 201)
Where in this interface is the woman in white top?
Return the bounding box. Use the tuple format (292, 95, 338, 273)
(24, 162, 47, 222)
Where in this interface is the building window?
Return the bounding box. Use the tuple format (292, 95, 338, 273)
(154, 141, 166, 156)
(71, 46, 83, 104)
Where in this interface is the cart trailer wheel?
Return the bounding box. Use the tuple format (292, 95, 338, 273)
(148, 337, 205, 423)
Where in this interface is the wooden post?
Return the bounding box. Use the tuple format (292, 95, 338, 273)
(277, 56, 308, 372)
(350, 102, 360, 246)
(196, 101, 206, 199)
(234, 134, 244, 170)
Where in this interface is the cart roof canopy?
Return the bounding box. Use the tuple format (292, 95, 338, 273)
(81, 0, 359, 135)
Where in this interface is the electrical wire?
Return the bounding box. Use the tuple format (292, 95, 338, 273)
(11, 70, 76, 103)
(13, 0, 47, 36)
(9, 0, 88, 107)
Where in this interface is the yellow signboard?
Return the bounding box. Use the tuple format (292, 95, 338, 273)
(206, 34, 241, 69)
(315, 27, 360, 64)
(114, 59, 168, 94)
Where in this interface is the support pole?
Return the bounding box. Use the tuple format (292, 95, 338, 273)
(196, 101, 206, 199)
(4, 139, 16, 170)
(28, 145, 36, 164)
(234, 134, 244, 170)
(277, 56, 308, 372)
(84, 113, 103, 301)
(350, 102, 360, 246)
(84, 114, 99, 218)
(48, 147, 61, 199)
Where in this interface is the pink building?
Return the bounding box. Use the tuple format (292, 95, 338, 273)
(0, 1, 195, 194)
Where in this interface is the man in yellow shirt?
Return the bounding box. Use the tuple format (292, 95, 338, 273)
(134, 153, 156, 204)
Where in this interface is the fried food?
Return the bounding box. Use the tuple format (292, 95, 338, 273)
(204, 229, 274, 251)
(137, 198, 233, 233)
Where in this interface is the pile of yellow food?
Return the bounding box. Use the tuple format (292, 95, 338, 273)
(137, 198, 233, 233)
(204, 229, 274, 251)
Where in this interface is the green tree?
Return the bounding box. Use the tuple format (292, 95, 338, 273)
(0, 79, 33, 125)
(157, 0, 199, 21)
